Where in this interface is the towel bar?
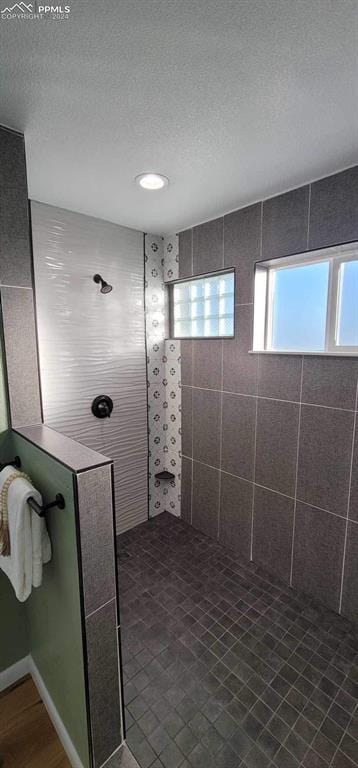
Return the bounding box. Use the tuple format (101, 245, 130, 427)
(28, 494, 66, 518)
(0, 455, 65, 517)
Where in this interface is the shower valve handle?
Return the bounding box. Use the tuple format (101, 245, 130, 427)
(91, 395, 113, 419)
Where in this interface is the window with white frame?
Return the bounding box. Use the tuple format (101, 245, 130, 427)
(253, 242, 358, 354)
(170, 270, 235, 338)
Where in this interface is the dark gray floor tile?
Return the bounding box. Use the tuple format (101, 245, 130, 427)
(119, 513, 358, 768)
(160, 740, 184, 768)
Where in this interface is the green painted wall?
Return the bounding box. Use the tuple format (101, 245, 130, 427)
(0, 571, 28, 671)
(7, 432, 90, 768)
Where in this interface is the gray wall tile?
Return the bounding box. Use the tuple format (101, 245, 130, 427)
(181, 386, 193, 458)
(76, 465, 116, 617)
(192, 460, 219, 539)
(86, 600, 122, 768)
(258, 355, 302, 402)
(224, 203, 261, 302)
(297, 405, 354, 515)
(255, 398, 299, 496)
(193, 218, 223, 275)
(1, 287, 42, 427)
(180, 340, 193, 386)
(193, 388, 221, 467)
(253, 486, 294, 583)
(219, 473, 252, 561)
(262, 186, 309, 260)
(309, 167, 358, 249)
(17, 424, 111, 472)
(0, 128, 32, 288)
(181, 457, 192, 523)
(292, 503, 346, 612)
(193, 339, 222, 389)
(223, 304, 258, 395)
(221, 393, 256, 480)
(178, 230, 193, 278)
(341, 521, 358, 628)
(302, 357, 358, 410)
(349, 421, 358, 522)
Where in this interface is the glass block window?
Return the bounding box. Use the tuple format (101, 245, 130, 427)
(171, 271, 235, 338)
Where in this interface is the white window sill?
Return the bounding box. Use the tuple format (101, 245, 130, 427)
(249, 350, 358, 358)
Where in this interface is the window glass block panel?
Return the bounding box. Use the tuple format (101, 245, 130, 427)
(172, 271, 234, 338)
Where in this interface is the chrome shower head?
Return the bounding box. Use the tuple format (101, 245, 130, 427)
(93, 274, 113, 294)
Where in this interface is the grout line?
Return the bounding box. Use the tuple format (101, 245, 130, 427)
(338, 374, 358, 614)
(121, 520, 358, 768)
(306, 183, 312, 250)
(0, 284, 32, 290)
(181, 454, 358, 524)
(190, 342, 194, 525)
(180, 384, 357, 413)
(191, 228, 194, 276)
(250, 358, 259, 561)
(290, 356, 304, 587)
(217, 340, 224, 539)
(85, 596, 116, 620)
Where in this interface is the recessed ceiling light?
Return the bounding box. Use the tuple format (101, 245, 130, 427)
(135, 173, 169, 190)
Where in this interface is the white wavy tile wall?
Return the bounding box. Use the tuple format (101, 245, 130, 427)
(145, 234, 181, 518)
(31, 202, 148, 534)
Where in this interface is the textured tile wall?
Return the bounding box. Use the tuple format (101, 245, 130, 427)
(145, 234, 182, 518)
(179, 165, 358, 625)
(0, 126, 42, 428)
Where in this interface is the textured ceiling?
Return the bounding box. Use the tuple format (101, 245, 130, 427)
(1, 0, 358, 235)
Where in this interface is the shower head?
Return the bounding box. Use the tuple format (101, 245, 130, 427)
(93, 274, 113, 294)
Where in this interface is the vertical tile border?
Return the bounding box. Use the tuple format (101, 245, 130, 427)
(74, 461, 124, 768)
(145, 233, 182, 518)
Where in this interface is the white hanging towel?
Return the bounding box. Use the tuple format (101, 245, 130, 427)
(0, 465, 52, 602)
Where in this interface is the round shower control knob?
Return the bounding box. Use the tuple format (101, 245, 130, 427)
(91, 395, 113, 418)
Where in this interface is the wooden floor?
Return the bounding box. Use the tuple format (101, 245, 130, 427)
(0, 676, 71, 768)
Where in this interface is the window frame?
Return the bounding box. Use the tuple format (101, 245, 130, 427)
(253, 242, 358, 356)
(168, 268, 236, 340)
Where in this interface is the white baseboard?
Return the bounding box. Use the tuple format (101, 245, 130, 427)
(0, 655, 85, 768)
(29, 656, 85, 768)
(0, 655, 30, 692)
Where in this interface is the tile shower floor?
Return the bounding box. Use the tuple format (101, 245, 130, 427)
(117, 513, 358, 768)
